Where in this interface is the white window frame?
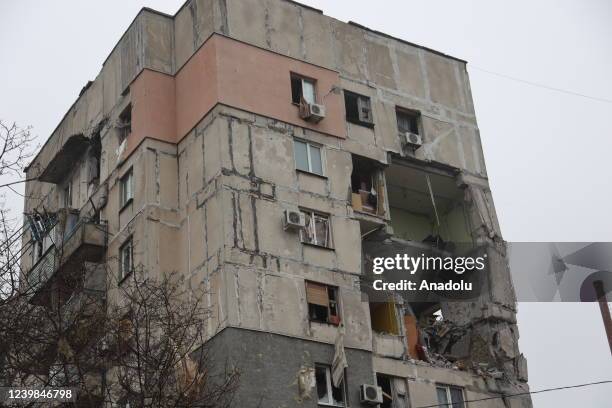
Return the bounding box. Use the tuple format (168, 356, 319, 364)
(316, 364, 345, 407)
(291, 74, 317, 105)
(63, 180, 72, 209)
(294, 139, 325, 176)
(120, 168, 134, 209)
(436, 384, 465, 408)
(119, 237, 133, 282)
(301, 77, 316, 105)
(299, 209, 332, 249)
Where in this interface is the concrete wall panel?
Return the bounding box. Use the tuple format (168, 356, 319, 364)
(225, 0, 268, 48)
(425, 53, 464, 111)
(267, 0, 302, 58)
(301, 9, 335, 67)
(366, 40, 396, 89)
(395, 48, 426, 99)
(144, 12, 174, 74)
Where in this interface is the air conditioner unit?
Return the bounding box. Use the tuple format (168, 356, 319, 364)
(359, 384, 383, 405)
(283, 209, 306, 231)
(299, 102, 326, 123)
(404, 132, 423, 149)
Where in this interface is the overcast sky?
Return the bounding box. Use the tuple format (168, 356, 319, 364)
(1, 1, 611, 406)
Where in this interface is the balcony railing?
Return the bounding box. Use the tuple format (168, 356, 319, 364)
(27, 246, 58, 297)
(27, 214, 107, 304)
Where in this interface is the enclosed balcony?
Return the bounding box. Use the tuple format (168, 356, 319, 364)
(27, 209, 107, 305)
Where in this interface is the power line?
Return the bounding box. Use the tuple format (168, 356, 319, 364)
(415, 379, 612, 408)
(470, 66, 612, 104)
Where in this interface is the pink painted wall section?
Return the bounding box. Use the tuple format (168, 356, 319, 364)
(214, 36, 345, 139)
(175, 38, 219, 139)
(128, 34, 345, 157)
(130, 70, 176, 152)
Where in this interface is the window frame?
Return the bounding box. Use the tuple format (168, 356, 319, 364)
(299, 209, 333, 249)
(118, 236, 134, 284)
(305, 281, 341, 325)
(315, 364, 346, 407)
(376, 373, 408, 408)
(344, 90, 374, 128)
(290, 73, 317, 105)
(118, 104, 132, 143)
(293, 139, 325, 177)
(62, 179, 72, 209)
(395, 107, 421, 136)
(436, 384, 466, 408)
(119, 168, 134, 210)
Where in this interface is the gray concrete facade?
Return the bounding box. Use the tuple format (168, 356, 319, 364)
(22, 1, 532, 407)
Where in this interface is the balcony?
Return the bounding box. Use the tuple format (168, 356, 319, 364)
(350, 155, 388, 231)
(37, 133, 90, 184)
(27, 211, 107, 305)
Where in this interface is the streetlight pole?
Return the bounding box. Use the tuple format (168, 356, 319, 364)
(593, 280, 612, 355)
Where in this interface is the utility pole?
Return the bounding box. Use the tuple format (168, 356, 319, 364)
(593, 280, 612, 355)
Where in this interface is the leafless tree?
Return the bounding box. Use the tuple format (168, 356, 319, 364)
(0, 120, 37, 298)
(1, 263, 239, 407)
(102, 273, 240, 407)
(0, 120, 238, 406)
(0, 120, 36, 179)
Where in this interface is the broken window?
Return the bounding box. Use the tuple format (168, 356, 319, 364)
(300, 210, 332, 248)
(369, 301, 400, 335)
(291, 74, 316, 105)
(118, 104, 132, 143)
(119, 237, 133, 282)
(62, 180, 72, 209)
(396, 108, 420, 135)
(344, 91, 373, 127)
(386, 164, 472, 250)
(294, 139, 324, 176)
(436, 385, 465, 408)
(351, 155, 385, 216)
(306, 281, 340, 325)
(119, 168, 134, 209)
(88, 131, 102, 186)
(315, 364, 345, 406)
(376, 374, 408, 408)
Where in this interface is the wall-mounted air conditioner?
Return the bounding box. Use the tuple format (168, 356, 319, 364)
(300, 102, 326, 123)
(283, 209, 306, 231)
(404, 132, 423, 149)
(359, 384, 383, 405)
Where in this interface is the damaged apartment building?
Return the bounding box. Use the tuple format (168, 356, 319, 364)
(21, 0, 531, 406)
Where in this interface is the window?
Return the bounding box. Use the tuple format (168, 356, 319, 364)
(436, 385, 465, 408)
(377, 374, 408, 408)
(118, 104, 132, 142)
(120, 169, 134, 209)
(62, 181, 72, 208)
(315, 364, 345, 407)
(88, 132, 102, 186)
(350, 155, 384, 216)
(294, 139, 323, 176)
(396, 108, 420, 135)
(300, 210, 332, 248)
(306, 281, 340, 325)
(119, 237, 133, 282)
(344, 91, 373, 127)
(369, 301, 400, 335)
(291, 74, 316, 105)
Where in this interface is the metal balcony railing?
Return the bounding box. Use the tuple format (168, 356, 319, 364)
(26, 213, 107, 304)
